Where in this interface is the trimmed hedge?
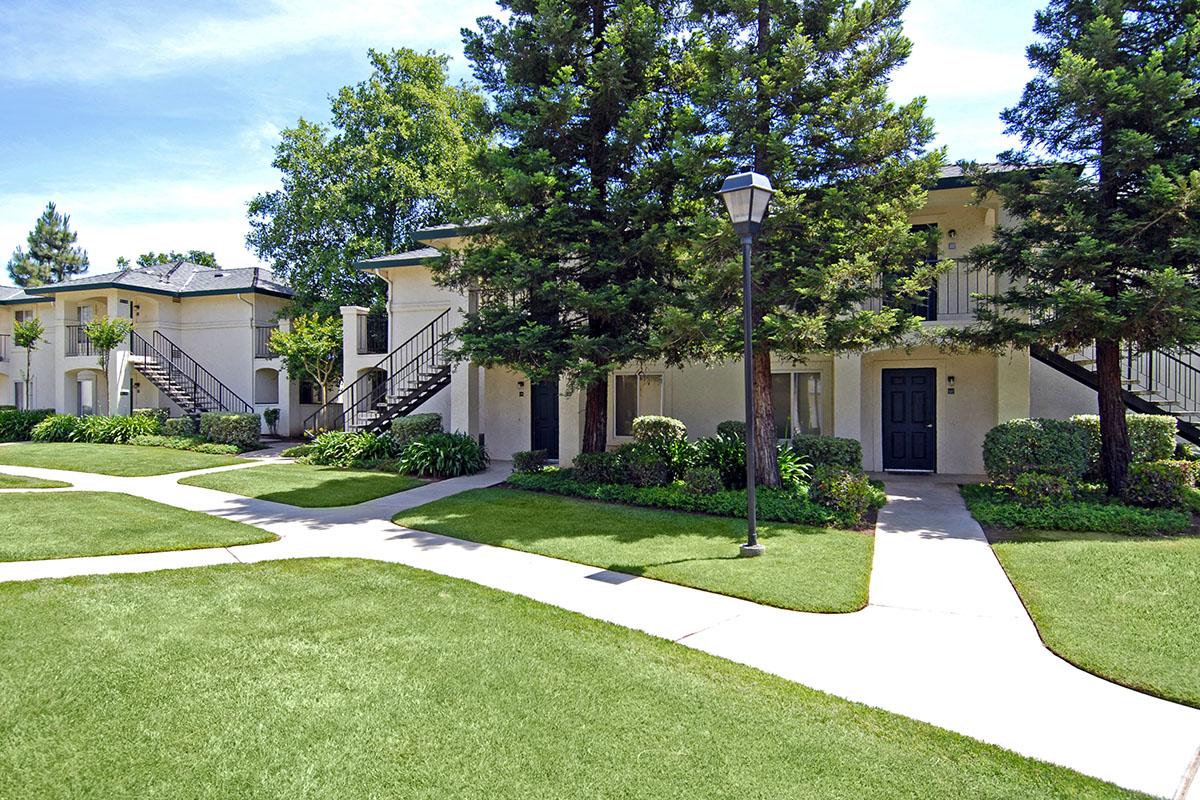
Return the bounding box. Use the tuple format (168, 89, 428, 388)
(1070, 414, 1177, 475)
(0, 408, 54, 441)
(506, 468, 856, 526)
(809, 466, 886, 521)
(163, 416, 197, 436)
(391, 413, 443, 448)
(982, 418, 1089, 482)
(513, 449, 549, 473)
(1122, 460, 1198, 509)
(961, 483, 1188, 535)
(128, 434, 241, 456)
(790, 434, 863, 470)
(200, 412, 261, 451)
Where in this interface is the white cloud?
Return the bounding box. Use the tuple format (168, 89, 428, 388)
(0, 0, 498, 83)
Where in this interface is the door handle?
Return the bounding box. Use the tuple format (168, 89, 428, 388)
(925, 424, 934, 428)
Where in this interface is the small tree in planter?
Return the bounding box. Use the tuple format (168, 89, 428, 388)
(268, 314, 342, 427)
(12, 316, 44, 409)
(83, 316, 134, 414)
(263, 407, 281, 437)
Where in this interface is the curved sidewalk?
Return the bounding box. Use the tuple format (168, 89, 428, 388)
(0, 464, 1197, 798)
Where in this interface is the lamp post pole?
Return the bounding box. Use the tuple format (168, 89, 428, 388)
(740, 234, 761, 556)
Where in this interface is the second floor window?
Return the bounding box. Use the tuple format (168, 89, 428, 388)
(614, 373, 663, 436)
(771, 372, 823, 439)
(14, 309, 33, 324)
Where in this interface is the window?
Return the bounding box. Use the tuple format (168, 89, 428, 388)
(614, 373, 663, 436)
(14, 309, 33, 324)
(771, 372, 823, 439)
(77, 305, 94, 324)
(77, 378, 95, 416)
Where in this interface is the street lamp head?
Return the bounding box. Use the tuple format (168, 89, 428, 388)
(718, 171, 774, 239)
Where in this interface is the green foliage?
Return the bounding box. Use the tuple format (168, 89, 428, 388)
(199, 413, 261, 451)
(681, 465, 723, 496)
(70, 414, 161, 444)
(132, 408, 169, 426)
(163, 417, 197, 436)
(512, 449, 548, 473)
(572, 451, 628, 485)
(0, 409, 54, 441)
(302, 431, 395, 468)
(1122, 460, 1199, 509)
(263, 408, 281, 434)
(268, 314, 342, 402)
(128, 434, 241, 456)
(390, 413, 443, 448)
(136, 250, 218, 268)
(281, 443, 314, 458)
(30, 414, 79, 442)
(12, 316, 44, 353)
(1011, 472, 1077, 507)
(715, 420, 745, 439)
(695, 433, 745, 490)
(1070, 414, 1177, 474)
(506, 469, 849, 527)
(247, 48, 489, 315)
(809, 468, 887, 527)
(961, 484, 1188, 535)
(82, 316, 133, 354)
(775, 446, 811, 491)
(6, 201, 89, 287)
(982, 419, 1089, 482)
(790, 435, 863, 471)
(626, 449, 673, 489)
(397, 432, 488, 478)
(631, 416, 687, 448)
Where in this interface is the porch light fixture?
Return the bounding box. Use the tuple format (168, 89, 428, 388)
(717, 170, 775, 558)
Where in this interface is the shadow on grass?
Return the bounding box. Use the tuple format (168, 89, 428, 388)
(250, 473, 423, 508)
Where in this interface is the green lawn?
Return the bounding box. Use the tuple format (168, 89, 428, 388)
(0, 472, 70, 489)
(393, 488, 872, 612)
(0, 492, 276, 561)
(179, 463, 424, 507)
(0, 559, 1139, 798)
(993, 529, 1200, 708)
(0, 443, 246, 477)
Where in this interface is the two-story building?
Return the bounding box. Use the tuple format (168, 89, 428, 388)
(0, 261, 317, 435)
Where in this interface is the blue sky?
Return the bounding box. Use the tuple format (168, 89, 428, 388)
(0, 0, 1043, 285)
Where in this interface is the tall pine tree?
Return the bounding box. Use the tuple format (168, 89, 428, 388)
(665, 0, 942, 484)
(437, 0, 706, 451)
(6, 202, 89, 287)
(955, 0, 1200, 494)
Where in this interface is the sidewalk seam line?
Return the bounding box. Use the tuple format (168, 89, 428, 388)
(673, 612, 745, 644)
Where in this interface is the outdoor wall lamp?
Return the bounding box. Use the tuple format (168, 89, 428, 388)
(717, 170, 775, 558)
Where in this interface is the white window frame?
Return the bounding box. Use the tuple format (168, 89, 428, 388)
(14, 309, 33, 325)
(613, 372, 664, 437)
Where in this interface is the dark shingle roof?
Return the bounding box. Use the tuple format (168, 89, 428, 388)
(354, 248, 443, 270)
(0, 286, 51, 305)
(24, 262, 291, 299)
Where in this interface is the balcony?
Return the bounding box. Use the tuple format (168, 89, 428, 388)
(868, 259, 995, 322)
(65, 323, 97, 357)
(357, 313, 388, 355)
(254, 324, 278, 359)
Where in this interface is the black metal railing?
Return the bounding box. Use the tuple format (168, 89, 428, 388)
(65, 323, 96, 357)
(0, 333, 8, 362)
(254, 324, 278, 359)
(129, 330, 253, 415)
(306, 308, 451, 432)
(868, 260, 994, 321)
(357, 313, 388, 355)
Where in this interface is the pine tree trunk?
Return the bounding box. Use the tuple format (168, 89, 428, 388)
(582, 376, 608, 453)
(753, 347, 781, 487)
(1095, 338, 1132, 496)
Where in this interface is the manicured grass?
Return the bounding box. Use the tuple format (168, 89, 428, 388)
(393, 488, 872, 612)
(0, 559, 1139, 798)
(0, 492, 275, 561)
(178, 463, 424, 507)
(993, 529, 1200, 708)
(0, 472, 70, 489)
(0, 442, 247, 477)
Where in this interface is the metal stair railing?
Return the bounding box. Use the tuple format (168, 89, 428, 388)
(151, 331, 253, 414)
(129, 330, 253, 416)
(304, 308, 452, 433)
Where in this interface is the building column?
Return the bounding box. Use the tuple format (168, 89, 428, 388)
(832, 353, 863, 442)
(996, 347, 1031, 424)
(557, 383, 584, 465)
(339, 305, 366, 392)
(53, 297, 68, 413)
(449, 361, 481, 438)
(105, 293, 132, 416)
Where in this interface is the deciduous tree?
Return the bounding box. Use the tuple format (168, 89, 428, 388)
(83, 316, 134, 414)
(12, 316, 44, 409)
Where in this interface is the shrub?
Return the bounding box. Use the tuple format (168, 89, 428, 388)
(716, 419, 746, 439)
(306, 430, 399, 468)
(790, 434, 862, 470)
(695, 433, 746, 489)
(962, 483, 1188, 534)
(513, 449, 549, 473)
(0, 408, 54, 441)
(982, 418, 1089, 482)
(200, 412, 261, 450)
(398, 432, 488, 478)
(1070, 414, 1177, 475)
(281, 443, 314, 459)
(30, 414, 79, 442)
(128, 434, 241, 456)
(1011, 472, 1076, 506)
(70, 414, 161, 444)
(131, 408, 168, 429)
(809, 467, 885, 527)
(626, 450, 673, 488)
(631, 415, 687, 449)
(163, 416, 197, 436)
(1122, 460, 1199, 509)
(391, 413, 443, 448)
(681, 465, 723, 495)
(263, 407, 281, 435)
(572, 450, 628, 485)
(776, 444, 812, 490)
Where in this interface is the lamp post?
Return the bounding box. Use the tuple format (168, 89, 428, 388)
(718, 171, 774, 557)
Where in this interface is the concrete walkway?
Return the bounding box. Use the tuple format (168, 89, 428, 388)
(0, 463, 1197, 798)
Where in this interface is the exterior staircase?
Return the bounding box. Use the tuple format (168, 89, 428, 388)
(1031, 343, 1200, 445)
(304, 309, 452, 434)
(129, 330, 253, 420)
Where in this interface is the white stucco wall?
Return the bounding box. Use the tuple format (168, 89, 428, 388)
(1030, 357, 1098, 419)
